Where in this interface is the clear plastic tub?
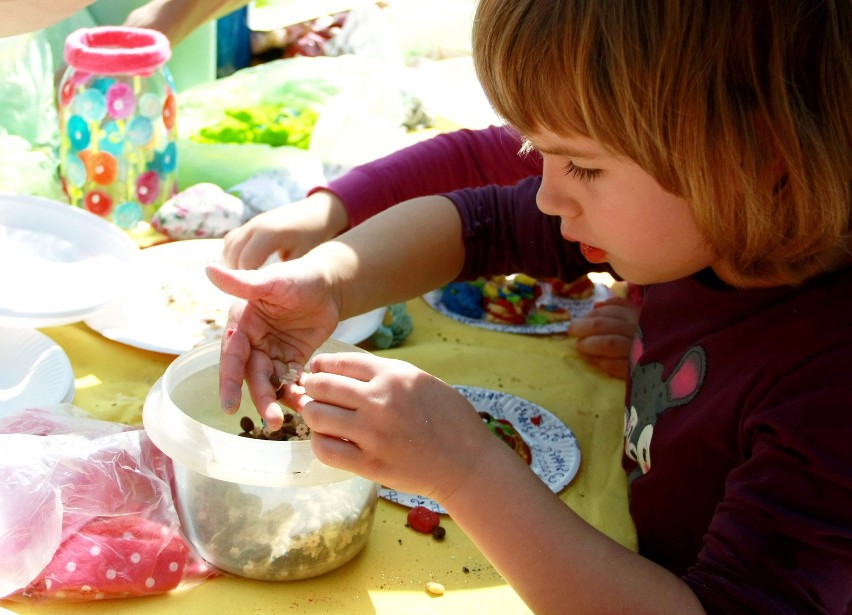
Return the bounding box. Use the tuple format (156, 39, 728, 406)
(143, 340, 378, 580)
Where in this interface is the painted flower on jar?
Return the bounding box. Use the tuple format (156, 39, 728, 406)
(162, 92, 176, 130)
(99, 122, 125, 156)
(84, 190, 113, 217)
(74, 88, 107, 122)
(59, 71, 92, 108)
(114, 201, 144, 229)
(106, 82, 137, 120)
(66, 115, 91, 151)
(153, 142, 177, 174)
(91, 77, 115, 95)
(127, 116, 154, 146)
(138, 92, 162, 119)
(136, 171, 161, 205)
(63, 153, 87, 188)
(86, 151, 118, 185)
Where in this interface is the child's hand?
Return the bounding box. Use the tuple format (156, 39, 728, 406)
(222, 190, 349, 270)
(568, 296, 640, 379)
(283, 352, 495, 502)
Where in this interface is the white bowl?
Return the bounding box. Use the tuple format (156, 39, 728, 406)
(143, 340, 378, 581)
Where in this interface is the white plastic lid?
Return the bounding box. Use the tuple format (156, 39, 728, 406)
(143, 341, 364, 488)
(0, 193, 139, 328)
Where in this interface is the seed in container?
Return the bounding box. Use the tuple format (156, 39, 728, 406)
(270, 363, 304, 399)
(237, 410, 310, 441)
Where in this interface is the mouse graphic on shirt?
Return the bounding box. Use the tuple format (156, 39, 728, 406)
(624, 329, 706, 477)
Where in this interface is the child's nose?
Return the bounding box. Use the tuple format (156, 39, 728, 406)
(536, 175, 582, 219)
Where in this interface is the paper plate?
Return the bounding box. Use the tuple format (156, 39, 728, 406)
(85, 238, 386, 354)
(379, 385, 581, 514)
(423, 279, 611, 335)
(0, 328, 75, 418)
(0, 193, 140, 327)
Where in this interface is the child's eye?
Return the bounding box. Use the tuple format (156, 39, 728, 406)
(563, 161, 601, 181)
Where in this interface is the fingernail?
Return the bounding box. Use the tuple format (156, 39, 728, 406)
(222, 385, 240, 413)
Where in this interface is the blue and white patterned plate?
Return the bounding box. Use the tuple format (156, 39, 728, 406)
(422, 280, 610, 335)
(379, 385, 581, 514)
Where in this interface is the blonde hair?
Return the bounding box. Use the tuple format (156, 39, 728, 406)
(473, 0, 852, 285)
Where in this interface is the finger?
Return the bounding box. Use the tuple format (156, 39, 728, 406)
(589, 297, 640, 321)
(584, 355, 629, 380)
(590, 302, 640, 320)
(308, 351, 385, 383)
(592, 295, 635, 309)
(309, 432, 363, 474)
(218, 315, 251, 413)
(221, 227, 248, 269)
(245, 348, 285, 430)
(238, 235, 282, 270)
(569, 314, 637, 339)
(301, 369, 375, 411)
(205, 263, 271, 301)
(576, 333, 634, 359)
(300, 398, 360, 441)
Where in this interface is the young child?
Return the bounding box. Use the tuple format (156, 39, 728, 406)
(207, 1, 852, 612)
(222, 124, 640, 378)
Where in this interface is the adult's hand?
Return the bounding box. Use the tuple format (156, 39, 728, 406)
(205, 258, 340, 429)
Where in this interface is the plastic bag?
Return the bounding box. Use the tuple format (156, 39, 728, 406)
(175, 54, 417, 189)
(151, 182, 245, 240)
(0, 31, 65, 200)
(0, 31, 58, 151)
(0, 406, 217, 602)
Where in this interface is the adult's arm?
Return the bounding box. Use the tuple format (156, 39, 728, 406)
(123, 0, 249, 47)
(0, 0, 95, 36)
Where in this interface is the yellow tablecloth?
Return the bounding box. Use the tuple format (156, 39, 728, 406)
(4, 297, 635, 615)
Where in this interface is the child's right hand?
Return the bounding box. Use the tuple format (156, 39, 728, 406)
(283, 352, 503, 503)
(568, 296, 640, 380)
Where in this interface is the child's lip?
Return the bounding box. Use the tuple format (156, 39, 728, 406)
(579, 242, 607, 263)
(562, 234, 607, 262)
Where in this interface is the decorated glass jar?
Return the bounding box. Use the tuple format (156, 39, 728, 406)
(58, 26, 177, 232)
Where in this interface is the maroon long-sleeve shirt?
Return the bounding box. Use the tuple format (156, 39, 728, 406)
(317, 126, 852, 614)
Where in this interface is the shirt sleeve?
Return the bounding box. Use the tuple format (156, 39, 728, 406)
(443, 175, 609, 282)
(682, 342, 852, 615)
(312, 124, 542, 226)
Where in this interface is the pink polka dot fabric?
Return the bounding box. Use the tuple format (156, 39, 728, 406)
(0, 408, 217, 602)
(24, 517, 210, 600)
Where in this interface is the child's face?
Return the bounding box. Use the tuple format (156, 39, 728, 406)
(528, 129, 718, 285)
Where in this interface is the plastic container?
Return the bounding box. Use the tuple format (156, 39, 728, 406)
(58, 26, 178, 232)
(143, 340, 378, 581)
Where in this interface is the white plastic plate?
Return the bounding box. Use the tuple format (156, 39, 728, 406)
(0, 193, 139, 327)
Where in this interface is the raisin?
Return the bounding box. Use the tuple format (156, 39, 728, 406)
(239, 416, 255, 433)
(431, 526, 446, 541)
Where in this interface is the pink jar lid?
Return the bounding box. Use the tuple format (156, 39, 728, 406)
(64, 26, 171, 76)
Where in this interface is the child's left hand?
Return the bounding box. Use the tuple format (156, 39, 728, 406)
(568, 296, 640, 379)
(281, 352, 496, 502)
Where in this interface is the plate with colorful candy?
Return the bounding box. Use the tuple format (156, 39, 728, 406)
(423, 273, 611, 334)
(379, 385, 581, 514)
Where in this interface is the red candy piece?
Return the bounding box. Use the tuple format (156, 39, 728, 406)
(407, 506, 440, 534)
